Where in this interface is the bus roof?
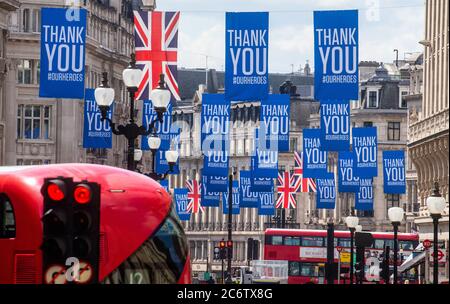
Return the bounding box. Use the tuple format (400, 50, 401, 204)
(265, 228, 419, 240)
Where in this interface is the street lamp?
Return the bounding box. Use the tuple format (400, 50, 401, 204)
(346, 215, 359, 284)
(426, 182, 446, 284)
(388, 207, 404, 284)
(355, 225, 363, 232)
(146, 147, 179, 181)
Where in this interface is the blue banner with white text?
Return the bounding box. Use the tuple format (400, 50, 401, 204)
(383, 150, 406, 194)
(141, 100, 173, 151)
(338, 151, 359, 193)
(201, 175, 221, 207)
(353, 127, 378, 178)
(222, 181, 240, 215)
(160, 180, 170, 194)
(206, 175, 229, 192)
(316, 173, 336, 209)
(355, 178, 374, 211)
(260, 94, 290, 152)
(239, 171, 259, 208)
(251, 176, 274, 192)
(39, 8, 87, 99)
(303, 128, 328, 178)
(251, 128, 279, 178)
(83, 89, 113, 149)
(174, 188, 191, 221)
(258, 192, 275, 216)
(314, 10, 359, 100)
(225, 12, 269, 102)
(320, 100, 350, 151)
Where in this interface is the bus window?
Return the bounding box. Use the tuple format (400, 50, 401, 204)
(374, 239, 385, 249)
(288, 261, 300, 276)
(301, 237, 324, 247)
(284, 236, 300, 246)
(102, 206, 188, 284)
(400, 241, 414, 251)
(338, 238, 351, 248)
(0, 194, 16, 239)
(271, 236, 283, 245)
(300, 263, 323, 277)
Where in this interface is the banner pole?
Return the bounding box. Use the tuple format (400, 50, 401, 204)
(226, 172, 233, 284)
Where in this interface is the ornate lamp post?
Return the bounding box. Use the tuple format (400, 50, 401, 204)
(346, 215, 359, 284)
(388, 207, 405, 284)
(95, 54, 171, 172)
(426, 182, 446, 284)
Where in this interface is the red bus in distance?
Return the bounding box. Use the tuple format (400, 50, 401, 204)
(264, 229, 419, 284)
(0, 164, 191, 284)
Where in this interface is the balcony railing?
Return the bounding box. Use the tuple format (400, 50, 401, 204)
(264, 222, 300, 229)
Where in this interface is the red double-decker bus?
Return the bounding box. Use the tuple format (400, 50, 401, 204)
(264, 229, 419, 284)
(0, 164, 191, 284)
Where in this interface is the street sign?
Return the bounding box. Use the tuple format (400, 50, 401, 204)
(423, 239, 432, 249)
(44, 265, 67, 284)
(336, 246, 343, 253)
(76, 261, 93, 284)
(340, 252, 351, 263)
(214, 247, 220, 260)
(431, 249, 446, 263)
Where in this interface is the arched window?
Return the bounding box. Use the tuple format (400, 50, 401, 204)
(0, 194, 16, 238)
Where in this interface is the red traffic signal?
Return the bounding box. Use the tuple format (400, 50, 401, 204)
(74, 184, 92, 204)
(227, 240, 233, 248)
(47, 180, 66, 201)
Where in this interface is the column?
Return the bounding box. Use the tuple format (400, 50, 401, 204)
(4, 59, 18, 165)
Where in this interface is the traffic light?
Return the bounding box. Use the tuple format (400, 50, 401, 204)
(247, 238, 260, 261)
(219, 240, 226, 259)
(227, 240, 233, 259)
(72, 181, 101, 284)
(41, 177, 101, 284)
(380, 246, 391, 283)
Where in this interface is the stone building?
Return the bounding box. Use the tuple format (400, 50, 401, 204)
(0, 0, 135, 167)
(166, 68, 317, 279)
(307, 62, 411, 232)
(407, 0, 449, 283)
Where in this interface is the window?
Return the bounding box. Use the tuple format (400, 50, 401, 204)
(301, 236, 324, 247)
(337, 238, 351, 248)
(289, 138, 297, 152)
(387, 194, 400, 214)
(0, 195, 16, 238)
(368, 91, 378, 108)
(17, 105, 51, 140)
(400, 241, 415, 251)
(18, 60, 32, 84)
(288, 261, 300, 276)
(357, 210, 374, 218)
(300, 263, 324, 277)
(284, 236, 300, 246)
(22, 8, 30, 32)
(388, 122, 401, 141)
(32, 9, 41, 33)
(363, 121, 373, 127)
(270, 236, 283, 245)
(399, 91, 408, 108)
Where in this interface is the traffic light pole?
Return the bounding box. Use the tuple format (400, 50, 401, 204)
(349, 227, 355, 284)
(226, 173, 233, 284)
(326, 222, 335, 284)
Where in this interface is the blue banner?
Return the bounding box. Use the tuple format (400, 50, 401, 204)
(260, 94, 290, 152)
(251, 128, 279, 178)
(355, 178, 374, 211)
(201, 175, 221, 207)
(160, 180, 169, 193)
(383, 150, 406, 194)
(39, 8, 87, 99)
(316, 173, 336, 209)
(314, 10, 359, 100)
(258, 192, 275, 216)
(201, 94, 230, 177)
(141, 100, 173, 151)
(353, 127, 378, 178)
(222, 180, 240, 215)
(303, 128, 328, 178)
(174, 188, 191, 221)
(251, 176, 274, 192)
(239, 171, 259, 208)
(338, 151, 359, 193)
(320, 100, 350, 151)
(206, 175, 229, 192)
(82, 89, 113, 149)
(225, 12, 269, 102)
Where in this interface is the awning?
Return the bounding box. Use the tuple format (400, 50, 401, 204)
(398, 251, 426, 273)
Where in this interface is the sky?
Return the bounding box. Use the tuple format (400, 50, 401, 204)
(157, 0, 425, 73)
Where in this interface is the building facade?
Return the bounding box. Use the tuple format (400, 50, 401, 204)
(1, 0, 135, 167)
(307, 62, 411, 232)
(408, 0, 449, 283)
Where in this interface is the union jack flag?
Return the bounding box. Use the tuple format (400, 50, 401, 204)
(276, 171, 300, 209)
(186, 180, 204, 214)
(294, 151, 317, 193)
(133, 11, 181, 101)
